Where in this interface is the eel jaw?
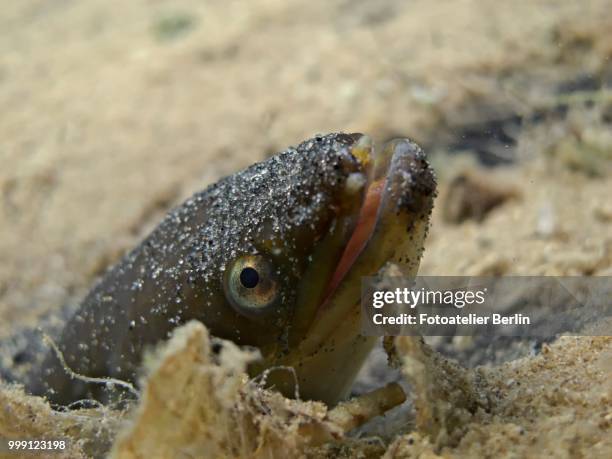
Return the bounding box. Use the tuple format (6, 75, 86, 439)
(273, 138, 437, 405)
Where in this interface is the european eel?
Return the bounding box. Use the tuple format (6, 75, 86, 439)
(27, 133, 436, 406)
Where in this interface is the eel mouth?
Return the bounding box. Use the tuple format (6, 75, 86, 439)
(272, 134, 436, 404)
(318, 135, 386, 309)
(315, 134, 436, 321)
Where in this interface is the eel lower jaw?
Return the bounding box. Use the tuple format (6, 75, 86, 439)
(272, 138, 436, 405)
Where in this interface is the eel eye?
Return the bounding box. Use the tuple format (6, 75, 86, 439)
(224, 255, 280, 316)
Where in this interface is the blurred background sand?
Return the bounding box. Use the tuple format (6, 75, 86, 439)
(2, 0, 610, 332)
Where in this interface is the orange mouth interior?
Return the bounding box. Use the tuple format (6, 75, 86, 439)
(318, 178, 384, 311)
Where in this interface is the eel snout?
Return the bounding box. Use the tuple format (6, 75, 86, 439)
(272, 137, 437, 405)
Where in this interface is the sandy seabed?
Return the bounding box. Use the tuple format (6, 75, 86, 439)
(1, 0, 611, 457)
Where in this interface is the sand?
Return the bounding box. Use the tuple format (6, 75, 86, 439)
(1, 0, 611, 457)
